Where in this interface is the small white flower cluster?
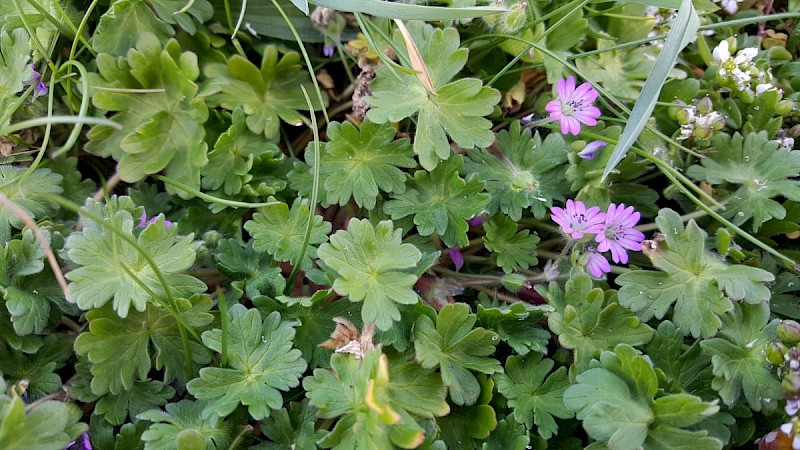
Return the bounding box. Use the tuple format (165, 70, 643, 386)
(712, 40, 777, 98)
(674, 97, 725, 141)
(718, 0, 744, 14)
(774, 129, 796, 150)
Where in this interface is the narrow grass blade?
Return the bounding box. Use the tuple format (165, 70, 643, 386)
(394, 19, 435, 94)
(309, 0, 506, 20)
(601, 0, 699, 181)
(290, 0, 309, 15)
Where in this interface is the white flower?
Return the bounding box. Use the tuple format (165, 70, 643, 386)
(712, 40, 731, 62)
(775, 137, 795, 150)
(756, 83, 777, 95)
(719, 0, 742, 14)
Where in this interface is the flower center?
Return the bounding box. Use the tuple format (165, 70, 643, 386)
(562, 98, 584, 116)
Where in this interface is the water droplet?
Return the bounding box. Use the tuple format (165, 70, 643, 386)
(744, 156, 750, 161)
(737, 211, 745, 217)
(638, 291, 643, 295)
(754, 106, 760, 110)
(343, 246, 349, 251)
(657, 282, 663, 286)
(773, 304, 779, 308)
(491, 335, 499, 341)
(789, 282, 795, 287)
(32, 290, 38, 295)
(672, 227, 678, 235)
(261, 336, 268, 343)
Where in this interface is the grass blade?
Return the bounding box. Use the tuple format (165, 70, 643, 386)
(309, 0, 505, 20)
(601, 0, 699, 181)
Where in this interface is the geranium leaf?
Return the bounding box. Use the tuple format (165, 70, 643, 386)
(413, 303, 502, 405)
(204, 46, 327, 140)
(383, 156, 490, 248)
(318, 218, 422, 331)
(477, 301, 550, 356)
(565, 345, 721, 450)
(465, 122, 569, 220)
(0, 382, 86, 450)
(616, 209, 774, 338)
(541, 274, 653, 371)
(0, 165, 62, 244)
(64, 197, 205, 318)
(74, 296, 213, 395)
(320, 120, 416, 209)
(700, 302, 782, 412)
(186, 306, 306, 420)
(86, 33, 208, 198)
(494, 353, 572, 439)
(244, 198, 331, 271)
(138, 400, 233, 450)
(687, 131, 800, 231)
(255, 399, 325, 450)
(94, 380, 175, 426)
(91, 0, 174, 57)
(0, 27, 34, 128)
(482, 215, 540, 273)
(366, 22, 500, 170)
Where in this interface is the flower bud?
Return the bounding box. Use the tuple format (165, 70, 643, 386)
(675, 107, 694, 125)
(776, 100, 795, 116)
(783, 370, 800, 397)
(739, 88, 755, 104)
(202, 230, 221, 248)
(767, 342, 787, 365)
(697, 96, 713, 115)
(694, 125, 713, 141)
(779, 320, 800, 345)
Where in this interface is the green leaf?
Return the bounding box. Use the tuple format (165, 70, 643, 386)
(2, 286, 51, 336)
(565, 345, 721, 450)
(255, 399, 326, 450)
(244, 198, 331, 270)
(94, 380, 175, 426)
(476, 301, 549, 355)
(644, 321, 712, 396)
(0, 334, 71, 397)
(0, 27, 33, 127)
(254, 292, 361, 368)
(202, 107, 280, 196)
(602, 0, 700, 180)
(413, 303, 502, 405)
(91, 0, 174, 56)
(87, 34, 208, 198)
(215, 239, 285, 299)
(0, 165, 63, 244)
(366, 22, 500, 170)
(482, 215, 539, 273)
(74, 297, 213, 395)
(138, 400, 233, 450)
(320, 120, 416, 209)
(616, 209, 774, 338)
(383, 156, 490, 248)
(205, 46, 327, 140)
(304, 350, 427, 449)
(687, 131, 800, 231)
(64, 198, 205, 318)
(0, 393, 86, 450)
(481, 418, 530, 450)
(541, 274, 653, 371)
(318, 218, 422, 331)
(700, 302, 781, 412)
(436, 375, 497, 449)
(186, 306, 306, 420)
(464, 122, 569, 220)
(148, 0, 213, 34)
(309, 0, 505, 20)
(494, 353, 572, 439)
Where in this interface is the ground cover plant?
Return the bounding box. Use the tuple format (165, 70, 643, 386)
(1, 0, 800, 448)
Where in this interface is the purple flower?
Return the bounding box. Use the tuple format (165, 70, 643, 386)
(550, 199, 605, 239)
(469, 215, 487, 228)
(583, 247, 611, 277)
(64, 432, 92, 450)
(323, 43, 335, 57)
(545, 76, 602, 136)
(595, 203, 645, 264)
(24, 66, 48, 99)
(578, 140, 607, 160)
(447, 248, 464, 272)
(139, 210, 173, 228)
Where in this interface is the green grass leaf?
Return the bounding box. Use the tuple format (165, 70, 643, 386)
(186, 306, 306, 420)
(310, 0, 505, 20)
(413, 303, 502, 405)
(383, 156, 490, 248)
(318, 218, 422, 331)
(366, 22, 500, 170)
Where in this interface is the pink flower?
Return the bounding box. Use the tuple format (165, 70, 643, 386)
(545, 76, 602, 135)
(595, 203, 644, 264)
(578, 140, 607, 160)
(550, 199, 605, 239)
(447, 248, 464, 272)
(584, 247, 611, 277)
(139, 210, 173, 228)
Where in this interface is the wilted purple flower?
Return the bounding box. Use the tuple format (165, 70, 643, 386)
(447, 248, 464, 272)
(550, 199, 605, 239)
(24, 66, 48, 99)
(469, 215, 487, 228)
(578, 140, 607, 160)
(583, 247, 611, 277)
(139, 210, 173, 228)
(595, 203, 645, 264)
(545, 76, 602, 135)
(64, 432, 92, 450)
